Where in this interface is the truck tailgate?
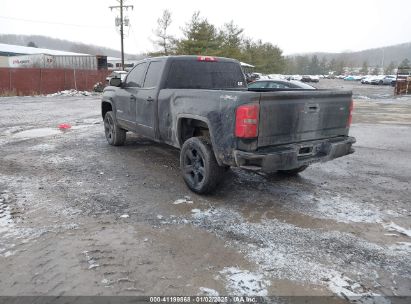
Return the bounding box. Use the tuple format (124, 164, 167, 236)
(257, 90, 352, 148)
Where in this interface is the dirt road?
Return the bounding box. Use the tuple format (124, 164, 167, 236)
(0, 80, 410, 301)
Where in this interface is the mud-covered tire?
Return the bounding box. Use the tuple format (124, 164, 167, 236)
(104, 111, 126, 146)
(278, 165, 308, 175)
(180, 137, 225, 194)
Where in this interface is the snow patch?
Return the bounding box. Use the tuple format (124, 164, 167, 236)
(190, 207, 410, 299)
(47, 90, 94, 97)
(269, 186, 396, 224)
(83, 250, 100, 270)
(389, 242, 411, 253)
(191, 208, 217, 219)
(29, 144, 56, 152)
(220, 267, 270, 296)
(173, 196, 193, 205)
(43, 155, 74, 165)
(383, 222, 411, 237)
(3, 250, 15, 258)
(355, 95, 371, 100)
(327, 273, 388, 303)
(301, 193, 385, 223)
(0, 192, 15, 234)
(198, 287, 219, 296)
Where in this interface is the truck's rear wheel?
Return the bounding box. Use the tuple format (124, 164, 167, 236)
(278, 165, 308, 175)
(180, 137, 225, 194)
(104, 111, 126, 146)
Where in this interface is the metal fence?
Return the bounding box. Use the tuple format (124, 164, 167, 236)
(0, 68, 111, 95)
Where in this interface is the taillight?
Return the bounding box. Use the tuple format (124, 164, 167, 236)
(197, 56, 217, 62)
(235, 104, 259, 138)
(347, 99, 354, 127)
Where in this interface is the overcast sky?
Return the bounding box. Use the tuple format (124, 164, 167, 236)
(1, 0, 411, 55)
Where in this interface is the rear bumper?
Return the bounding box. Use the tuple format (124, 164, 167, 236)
(233, 136, 356, 172)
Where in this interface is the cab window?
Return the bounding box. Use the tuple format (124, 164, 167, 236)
(125, 63, 147, 87)
(143, 61, 163, 88)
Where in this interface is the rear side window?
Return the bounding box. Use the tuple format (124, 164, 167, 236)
(248, 81, 268, 89)
(143, 61, 162, 88)
(125, 62, 147, 87)
(266, 82, 289, 89)
(166, 60, 246, 89)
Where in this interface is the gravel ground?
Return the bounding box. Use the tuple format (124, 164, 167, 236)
(0, 80, 410, 302)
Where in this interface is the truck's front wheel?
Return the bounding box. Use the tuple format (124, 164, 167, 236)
(180, 137, 225, 194)
(104, 111, 126, 146)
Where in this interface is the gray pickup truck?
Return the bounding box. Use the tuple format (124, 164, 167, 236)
(102, 55, 355, 193)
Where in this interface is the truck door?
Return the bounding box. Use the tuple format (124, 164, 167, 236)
(115, 62, 147, 131)
(135, 61, 163, 138)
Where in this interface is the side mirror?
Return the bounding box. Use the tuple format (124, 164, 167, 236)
(109, 77, 122, 87)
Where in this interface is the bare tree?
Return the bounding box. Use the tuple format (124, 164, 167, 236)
(154, 10, 174, 55)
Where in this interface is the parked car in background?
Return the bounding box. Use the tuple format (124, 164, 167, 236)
(361, 76, 375, 84)
(344, 75, 362, 81)
(299, 75, 320, 83)
(370, 75, 385, 85)
(245, 72, 271, 83)
(290, 75, 303, 81)
(106, 71, 128, 84)
(378, 75, 396, 85)
(245, 73, 260, 83)
(310, 75, 320, 83)
(248, 79, 316, 90)
(301, 75, 312, 82)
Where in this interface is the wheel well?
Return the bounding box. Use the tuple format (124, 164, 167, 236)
(179, 118, 210, 146)
(102, 102, 112, 119)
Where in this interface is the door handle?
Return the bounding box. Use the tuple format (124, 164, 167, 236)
(130, 95, 136, 101)
(307, 104, 319, 112)
(146, 97, 154, 102)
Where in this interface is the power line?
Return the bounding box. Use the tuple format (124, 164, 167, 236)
(0, 15, 111, 29)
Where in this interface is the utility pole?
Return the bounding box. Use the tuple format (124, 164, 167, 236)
(109, 0, 133, 70)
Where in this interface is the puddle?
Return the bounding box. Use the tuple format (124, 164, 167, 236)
(13, 128, 62, 139)
(11, 124, 95, 140)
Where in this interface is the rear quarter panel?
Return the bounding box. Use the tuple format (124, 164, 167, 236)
(157, 89, 259, 165)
